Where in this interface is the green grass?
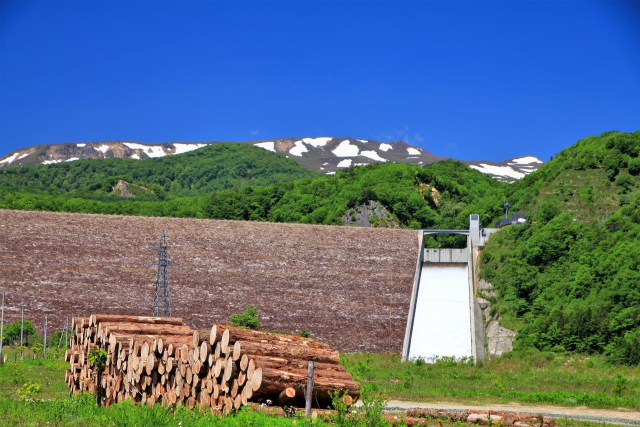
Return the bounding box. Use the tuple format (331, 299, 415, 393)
(341, 352, 640, 410)
(0, 349, 69, 400)
(0, 349, 637, 426)
(0, 395, 316, 426)
(0, 397, 614, 427)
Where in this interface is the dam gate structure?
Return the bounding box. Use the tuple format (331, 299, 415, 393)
(401, 215, 492, 364)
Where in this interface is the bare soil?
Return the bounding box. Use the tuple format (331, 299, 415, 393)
(0, 209, 418, 353)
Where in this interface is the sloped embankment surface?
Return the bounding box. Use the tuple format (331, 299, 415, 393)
(0, 209, 417, 353)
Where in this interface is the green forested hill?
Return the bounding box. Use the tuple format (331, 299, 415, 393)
(482, 131, 640, 364)
(0, 143, 319, 198)
(205, 160, 508, 230)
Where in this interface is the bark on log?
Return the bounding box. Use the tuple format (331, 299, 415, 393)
(241, 341, 340, 364)
(89, 315, 184, 327)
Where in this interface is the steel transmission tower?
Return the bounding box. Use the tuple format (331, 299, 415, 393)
(146, 231, 175, 317)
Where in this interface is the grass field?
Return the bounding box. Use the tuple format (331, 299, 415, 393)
(0, 347, 637, 426)
(341, 352, 640, 410)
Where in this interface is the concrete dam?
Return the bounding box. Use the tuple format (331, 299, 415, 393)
(402, 215, 494, 363)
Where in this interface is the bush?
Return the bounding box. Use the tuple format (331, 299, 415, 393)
(1, 320, 39, 346)
(229, 306, 261, 330)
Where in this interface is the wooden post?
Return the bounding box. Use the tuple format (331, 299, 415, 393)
(20, 300, 24, 360)
(65, 317, 69, 348)
(0, 291, 5, 365)
(43, 315, 48, 357)
(305, 360, 314, 417)
(58, 318, 65, 348)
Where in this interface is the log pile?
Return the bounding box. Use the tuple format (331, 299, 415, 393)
(65, 315, 359, 413)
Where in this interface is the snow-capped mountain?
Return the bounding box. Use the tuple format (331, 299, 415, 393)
(0, 138, 543, 182)
(0, 141, 208, 167)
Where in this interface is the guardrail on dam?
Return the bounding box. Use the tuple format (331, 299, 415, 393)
(401, 215, 486, 364)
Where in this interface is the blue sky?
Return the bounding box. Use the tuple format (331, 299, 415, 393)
(1, 0, 638, 161)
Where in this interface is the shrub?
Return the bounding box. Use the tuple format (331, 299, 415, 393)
(229, 306, 261, 330)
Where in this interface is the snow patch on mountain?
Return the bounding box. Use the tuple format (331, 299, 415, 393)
(95, 144, 112, 154)
(407, 147, 421, 155)
(289, 140, 309, 157)
(332, 140, 360, 157)
(509, 156, 543, 165)
(360, 150, 387, 162)
(379, 143, 393, 152)
(122, 143, 166, 158)
(76, 143, 86, 148)
(470, 164, 525, 180)
(0, 152, 29, 165)
(337, 159, 353, 168)
(302, 137, 332, 147)
(173, 143, 207, 155)
(254, 141, 276, 152)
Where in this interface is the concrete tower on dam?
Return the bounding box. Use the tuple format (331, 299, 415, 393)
(401, 215, 496, 363)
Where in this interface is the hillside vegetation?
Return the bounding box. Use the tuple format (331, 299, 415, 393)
(206, 161, 509, 230)
(0, 143, 318, 198)
(0, 157, 510, 230)
(482, 131, 640, 364)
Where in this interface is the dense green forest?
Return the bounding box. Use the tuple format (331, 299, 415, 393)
(0, 152, 510, 230)
(0, 130, 639, 364)
(0, 143, 318, 198)
(205, 161, 508, 230)
(481, 131, 640, 365)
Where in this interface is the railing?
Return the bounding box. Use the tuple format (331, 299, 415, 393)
(423, 248, 468, 263)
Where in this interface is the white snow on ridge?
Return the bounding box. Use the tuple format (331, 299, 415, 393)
(131, 154, 140, 160)
(66, 157, 80, 162)
(360, 150, 387, 162)
(337, 159, 353, 168)
(326, 171, 336, 175)
(254, 141, 276, 153)
(76, 143, 86, 148)
(95, 144, 112, 154)
(470, 164, 525, 179)
(357, 139, 368, 143)
(302, 137, 332, 147)
(332, 140, 360, 157)
(0, 153, 21, 165)
(123, 142, 166, 158)
(509, 156, 543, 165)
(289, 140, 309, 156)
(42, 159, 63, 165)
(173, 143, 207, 155)
(407, 147, 421, 155)
(379, 143, 393, 152)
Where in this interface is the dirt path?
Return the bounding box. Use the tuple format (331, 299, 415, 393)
(384, 400, 640, 425)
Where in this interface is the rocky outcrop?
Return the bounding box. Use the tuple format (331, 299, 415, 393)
(477, 279, 516, 357)
(343, 200, 399, 228)
(112, 180, 134, 198)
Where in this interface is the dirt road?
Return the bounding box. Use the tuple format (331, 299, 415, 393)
(384, 400, 640, 425)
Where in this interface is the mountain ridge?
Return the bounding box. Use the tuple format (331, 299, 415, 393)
(0, 138, 543, 182)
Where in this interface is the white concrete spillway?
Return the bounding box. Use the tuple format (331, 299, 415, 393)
(402, 215, 486, 363)
(408, 263, 472, 360)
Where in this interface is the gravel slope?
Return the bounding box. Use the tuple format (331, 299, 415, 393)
(0, 209, 418, 353)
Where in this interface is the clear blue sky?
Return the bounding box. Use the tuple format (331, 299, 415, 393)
(1, 0, 638, 161)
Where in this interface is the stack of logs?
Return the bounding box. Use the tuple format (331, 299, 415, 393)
(65, 315, 359, 414)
